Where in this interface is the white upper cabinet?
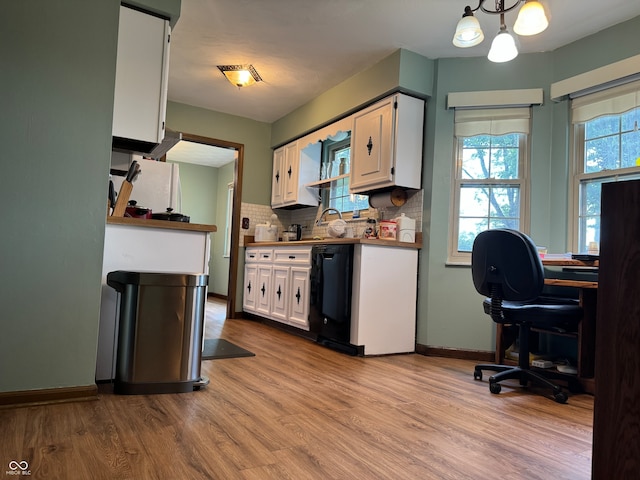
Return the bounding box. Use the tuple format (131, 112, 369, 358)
(349, 93, 424, 193)
(112, 5, 170, 148)
(271, 140, 321, 208)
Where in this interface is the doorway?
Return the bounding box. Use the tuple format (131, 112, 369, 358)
(166, 133, 244, 320)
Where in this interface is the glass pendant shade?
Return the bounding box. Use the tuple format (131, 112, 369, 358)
(223, 70, 256, 87)
(453, 15, 484, 47)
(488, 29, 519, 63)
(217, 64, 262, 88)
(513, 1, 549, 36)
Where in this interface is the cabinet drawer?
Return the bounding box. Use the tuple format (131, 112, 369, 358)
(245, 248, 274, 263)
(273, 247, 312, 265)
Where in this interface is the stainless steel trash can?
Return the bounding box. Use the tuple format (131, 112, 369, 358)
(107, 271, 210, 394)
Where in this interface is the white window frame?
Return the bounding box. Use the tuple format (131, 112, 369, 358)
(447, 107, 531, 265)
(321, 137, 369, 218)
(569, 80, 640, 253)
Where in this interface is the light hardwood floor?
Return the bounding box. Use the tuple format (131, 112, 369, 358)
(0, 299, 594, 479)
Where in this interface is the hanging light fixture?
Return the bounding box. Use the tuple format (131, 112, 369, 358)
(217, 64, 263, 88)
(452, 0, 549, 62)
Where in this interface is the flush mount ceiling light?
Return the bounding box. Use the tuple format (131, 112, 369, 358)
(217, 64, 263, 88)
(453, 0, 549, 63)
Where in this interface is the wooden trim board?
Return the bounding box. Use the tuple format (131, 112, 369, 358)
(0, 384, 98, 408)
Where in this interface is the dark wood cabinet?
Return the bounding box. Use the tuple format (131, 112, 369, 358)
(592, 179, 640, 478)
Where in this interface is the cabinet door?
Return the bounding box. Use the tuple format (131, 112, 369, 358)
(271, 147, 285, 207)
(288, 266, 311, 330)
(282, 142, 299, 204)
(112, 6, 170, 145)
(349, 97, 394, 192)
(255, 265, 273, 317)
(243, 264, 258, 312)
(270, 266, 290, 322)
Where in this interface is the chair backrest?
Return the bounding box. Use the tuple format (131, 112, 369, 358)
(471, 229, 544, 302)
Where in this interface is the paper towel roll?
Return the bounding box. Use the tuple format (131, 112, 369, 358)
(368, 188, 407, 208)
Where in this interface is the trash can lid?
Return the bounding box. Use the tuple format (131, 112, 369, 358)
(107, 271, 209, 290)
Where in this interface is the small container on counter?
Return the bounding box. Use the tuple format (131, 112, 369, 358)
(378, 220, 397, 240)
(363, 218, 377, 239)
(394, 213, 416, 243)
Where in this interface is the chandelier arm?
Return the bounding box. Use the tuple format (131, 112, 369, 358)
(479, 0, 524, 15)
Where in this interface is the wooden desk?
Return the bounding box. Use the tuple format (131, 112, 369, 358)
(495, 258, 598, 394)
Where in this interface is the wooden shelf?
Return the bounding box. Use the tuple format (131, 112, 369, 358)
(305, 173, 349, 189)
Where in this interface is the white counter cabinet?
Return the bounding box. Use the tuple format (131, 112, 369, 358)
(350, 244, 418, 355)
(243, 246, 312, 330)
(96, 218, 215, 381)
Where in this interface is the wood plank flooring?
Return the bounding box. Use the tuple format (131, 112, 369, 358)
(0, 299, 594, 479)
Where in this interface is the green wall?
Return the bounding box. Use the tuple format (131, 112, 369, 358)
(0, 0, 179, 394)
(0, 1, 119, 392)
(166, 102, 272, 205)
(271, 50, 435, 147)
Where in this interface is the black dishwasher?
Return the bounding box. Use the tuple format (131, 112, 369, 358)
(309, 244, 357, 354)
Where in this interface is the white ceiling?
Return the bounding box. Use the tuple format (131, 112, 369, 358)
(166, 137, 237, 167)
(167, 0, 640, 124)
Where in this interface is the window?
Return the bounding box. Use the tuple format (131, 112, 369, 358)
(321, 137, 368, 215)
(449, 108, 531, 264)
(571, 80, 640, 253)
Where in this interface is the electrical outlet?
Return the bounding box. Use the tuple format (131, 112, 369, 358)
(242, 217, 250, 229)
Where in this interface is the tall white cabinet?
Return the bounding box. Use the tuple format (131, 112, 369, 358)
(112, 5, 171, 147)
(349, 93, 424, 193)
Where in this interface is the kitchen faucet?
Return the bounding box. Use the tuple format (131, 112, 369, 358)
(315, 207, 342, 225)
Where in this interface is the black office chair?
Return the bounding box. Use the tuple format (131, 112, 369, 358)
(471, 229, 583, 403)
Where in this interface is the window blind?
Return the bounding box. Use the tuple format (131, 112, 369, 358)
(454, 107, 531, 137)
(571, 79, 640, 124)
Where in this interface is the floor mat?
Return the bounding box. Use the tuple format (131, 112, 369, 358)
(201, 339, 255, 360)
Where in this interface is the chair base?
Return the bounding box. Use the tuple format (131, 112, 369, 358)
(474, 363, 568, 403)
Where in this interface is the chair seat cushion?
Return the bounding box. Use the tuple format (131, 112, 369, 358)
(482, 296, 582, 330)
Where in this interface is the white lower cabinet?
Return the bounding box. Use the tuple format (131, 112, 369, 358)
(244, 246, 312, 330)
(350, 244, 418, 355)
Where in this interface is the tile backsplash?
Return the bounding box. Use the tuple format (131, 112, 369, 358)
(239, 189, 423, 246)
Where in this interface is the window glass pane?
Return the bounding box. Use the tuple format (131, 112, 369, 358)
(460, 134, 520, 180)
(322, 138, 369, 213)
(489, 187, 520, 217)
(461, 147, 490, 179)
(491, 146, 519, 179)
(584, 136, 620, 172)
(585, 115, 619, 140)
(459, 186, 489, 217)
(457, 218, 488, 252)
(621, 108, 639, 132)
(458, 185, 520, 252)
(622, 130, 640, 168)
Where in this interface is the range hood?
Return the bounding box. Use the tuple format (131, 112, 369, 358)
(112, 129, 182, 160)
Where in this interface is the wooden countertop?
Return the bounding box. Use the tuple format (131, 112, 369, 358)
(107, 216, 217, 233)
(245, 233, 422, 250)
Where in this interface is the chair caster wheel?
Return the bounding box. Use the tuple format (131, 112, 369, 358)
(473, 369, 482, 381)
(489, 382, 502, 394)
(553, 390, 568, 404)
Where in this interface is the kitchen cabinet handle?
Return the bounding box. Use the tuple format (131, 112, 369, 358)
(366, 136, 373, 155)
(288, 255, 296, 259)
